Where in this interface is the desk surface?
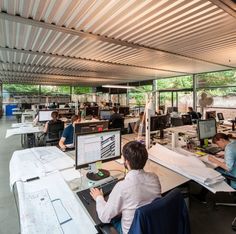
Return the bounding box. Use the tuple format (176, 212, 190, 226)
(10, 142, 189, 234)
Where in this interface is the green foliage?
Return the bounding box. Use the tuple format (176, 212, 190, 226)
(129, 85, 152, 105)
(74, 86, 93, 94)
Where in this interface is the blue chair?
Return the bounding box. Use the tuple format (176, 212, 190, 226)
(128, 188, 191, 234)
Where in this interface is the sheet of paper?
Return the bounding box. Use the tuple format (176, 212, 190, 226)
(17, 172, 97, 234)
(148, 144, 235, 193)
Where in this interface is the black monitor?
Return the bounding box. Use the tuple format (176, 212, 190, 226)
(38, 110, 54, 122)
(74, 121, 109, 134)
(75, 129, 121, 181)
(119, 107, 130, 116)
(150, 115, 168, 139)
(100, 110, 112, 120)
(197, 119, 217, 146)
(205, 111, 216, 119)
(21, 103, 32, 110)
(181, 114, 192, 125)
(217, 112, 224, 121)
(85, 106, 99, 117)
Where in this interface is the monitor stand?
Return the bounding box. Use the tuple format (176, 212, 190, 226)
(86, 163, 110, 181)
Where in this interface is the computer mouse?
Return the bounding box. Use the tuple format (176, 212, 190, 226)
(98, 171, 104, 177)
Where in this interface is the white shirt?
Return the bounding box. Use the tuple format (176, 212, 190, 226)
(96, 169, 161, 234)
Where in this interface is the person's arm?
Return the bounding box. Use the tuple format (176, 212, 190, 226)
(208, 155, 228, 171)
(43, 121, 49, 133)
(59, 137, 66, 151)
(90, 184, 123, 223)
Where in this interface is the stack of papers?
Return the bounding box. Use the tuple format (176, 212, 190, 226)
(148, 144, 225, 187)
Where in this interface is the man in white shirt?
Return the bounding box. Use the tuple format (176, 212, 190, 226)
(90, 141, 161, 234)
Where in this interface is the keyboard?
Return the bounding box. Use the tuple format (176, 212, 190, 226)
(203, 146, 222, 155)
(76, 178, 122, 225)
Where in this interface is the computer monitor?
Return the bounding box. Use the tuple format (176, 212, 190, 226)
(197, 119, 217, 146)
(181, 114, 192, 125)
(75, 129, 121, 180)
(150, 115, 168, 138)
(100, 110, 112, 120)
(38, 110, 54, 122)
(85, 106, 99, 117)
(205, 111, 216, 119)
(21, 103, 32, 110)
(119, 107, 130, 116)
(74, 121, 109, 134)
(217, 112, 224, 121)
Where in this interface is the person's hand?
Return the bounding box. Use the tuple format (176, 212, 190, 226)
(208, 155, 218, 164)
(90, 187, 103, 201)
(60, 146, 66, 152)
(215, 153, 224, 159)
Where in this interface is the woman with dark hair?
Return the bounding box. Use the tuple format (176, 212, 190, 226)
(90, 141, 161, 234)
(208, 133, 236, 189)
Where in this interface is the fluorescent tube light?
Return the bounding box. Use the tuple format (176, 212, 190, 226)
(102, 85, 136, 89)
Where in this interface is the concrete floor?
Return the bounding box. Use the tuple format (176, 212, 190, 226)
(0, 116, 21, 234)
(0, 115, 235, 234)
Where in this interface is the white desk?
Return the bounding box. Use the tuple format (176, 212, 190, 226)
(5, 126, 43, 138)
(10, 145, 189, 234)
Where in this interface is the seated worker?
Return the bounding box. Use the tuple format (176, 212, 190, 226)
(90, 141, 161, 234)
(49, 102, 58, 109)
(109, 107, 124, 129)
(59, 114, 81, 151)
(134, 112, 145, 134)
(187, 107, 199, 120)
(208, 133, 236, 189)
(43, 111, 62, 133)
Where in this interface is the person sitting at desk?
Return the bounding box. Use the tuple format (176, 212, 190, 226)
(109, 107, 124, 129)
(208, 133, 236, 189)
(43, 111, 62, 133)
(90, 141, 161, 234)
(134, 112, 145, 135)
(187, 107, 199, 120)
(59, 114, 81, 151)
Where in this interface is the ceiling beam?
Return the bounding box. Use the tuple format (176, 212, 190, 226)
(0, 12, 233, 69)
(209, 0, 236, 18)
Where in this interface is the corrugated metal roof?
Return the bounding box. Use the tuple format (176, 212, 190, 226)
(0, 0, 235, 86)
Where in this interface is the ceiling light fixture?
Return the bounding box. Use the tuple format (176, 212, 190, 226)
(102, 85, 136, 89)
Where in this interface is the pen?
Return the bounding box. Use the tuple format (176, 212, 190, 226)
(26, 176, 40, 182)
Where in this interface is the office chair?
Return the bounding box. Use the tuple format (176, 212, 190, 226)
(109, 118, 125, 133)
(182, 114, 192, 125)
(128, 188, 191, 234)
(44, 121, 64, 146)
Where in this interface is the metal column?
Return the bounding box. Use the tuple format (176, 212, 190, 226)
(193, 74, 197, 110)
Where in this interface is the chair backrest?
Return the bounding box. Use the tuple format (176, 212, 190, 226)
(47, 121, 64, 140)
(110, 117, 124, 129)
(128, 188, 191, 234)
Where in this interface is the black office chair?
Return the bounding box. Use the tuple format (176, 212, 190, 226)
(109, 118, 125, 133)
(44, 121, 64, 146)
(128, 188, 191, 234)
(182, 114, 192, 125)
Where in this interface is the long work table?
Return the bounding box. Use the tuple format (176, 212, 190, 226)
(9, 127, 235, 234)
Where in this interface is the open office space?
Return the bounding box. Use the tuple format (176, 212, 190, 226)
(0, 1, 236, 234)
